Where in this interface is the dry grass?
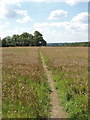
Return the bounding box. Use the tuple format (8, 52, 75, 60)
(41, 47, 88, 119)
(2, 47, 88, 119)
(2, 47, 51, 118)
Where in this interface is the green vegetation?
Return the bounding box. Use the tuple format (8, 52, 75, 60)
(2, 47, 88, 119)
(2, 48, 51, 118)
(41, 47, 88, 120)
(1, 31, 47, 47)
(47, 42, 90, 47)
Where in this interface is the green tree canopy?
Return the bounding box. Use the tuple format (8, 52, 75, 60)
(1, 31, 47, 47)
(34, 31, 47, 46)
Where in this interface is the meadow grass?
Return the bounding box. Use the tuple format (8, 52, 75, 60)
(2, 47, 51, 118)
(41, 47, 88, 120)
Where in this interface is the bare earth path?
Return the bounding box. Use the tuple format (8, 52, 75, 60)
(40, 51, 68, 118)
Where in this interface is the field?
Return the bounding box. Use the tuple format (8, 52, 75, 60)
(41, 47, 88, 119)
(2, 47, 88, 119)
(2, 47, 51, 118)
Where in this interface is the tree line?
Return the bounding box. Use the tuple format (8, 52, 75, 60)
(59, 42, 90, 47)
(47, 42, 90, 47)
(0, 31, 47, 47)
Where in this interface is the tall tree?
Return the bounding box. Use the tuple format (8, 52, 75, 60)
(1, 31, 47, 47)
(34, 31, 47, 46)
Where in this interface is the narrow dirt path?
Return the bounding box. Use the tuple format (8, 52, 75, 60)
(40, 51, 68, 118)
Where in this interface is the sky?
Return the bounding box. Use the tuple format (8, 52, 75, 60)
(0, 0, 89, 43)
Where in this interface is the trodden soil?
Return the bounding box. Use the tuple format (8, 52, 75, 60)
(40, 51, 68, 118)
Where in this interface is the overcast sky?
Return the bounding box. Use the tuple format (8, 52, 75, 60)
(0, 0, 88, 43)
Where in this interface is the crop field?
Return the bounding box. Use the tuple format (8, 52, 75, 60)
(41, 47, 88, 119)
(2, 47, 51, 118)
(2, 47, 88, 119)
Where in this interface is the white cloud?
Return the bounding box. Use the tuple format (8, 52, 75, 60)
(0, 0, 32, 24)
(65, 22, 88, 32)
(33, 22, 88, 43)
(0, 21, 10, 30)
(4, 0, 88, 3)
(0, 0, 88, 42)
(65, 0, 89, 5)
(16, 10, 27, 16)
(17, 16, 32, 23)
(0, 21, 10, 38)
(0, 6, 7, 19)
(71, 12, 88, 24)
(0, 26, 32, 39)
(48, 9, 68, 20)
(0, 0, 21, 4)
(0, 1, 32, 22)
(34, 20, 88, 32)
(0, 2, 21, 19)
(0, 0, 89, 5)
(65, 0, 78, 5)
(16, 9, 32, 23)
(33, 11, 88, 42)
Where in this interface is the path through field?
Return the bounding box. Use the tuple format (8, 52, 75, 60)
(40, 50, 67, 118)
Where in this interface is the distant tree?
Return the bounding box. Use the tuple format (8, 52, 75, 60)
(0, 37, 2, 47)
(12, 34, 20, 46)
(1, 31, 47, 47)
(34, 31, 47, 46)
(20, 32, 30, 38)
(2, 36, 12, 47)
(20, 32, 34, 46)
(34, 31, 42, 37)
(2, 38, 7, 47)
(29, 34, 34, 46)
